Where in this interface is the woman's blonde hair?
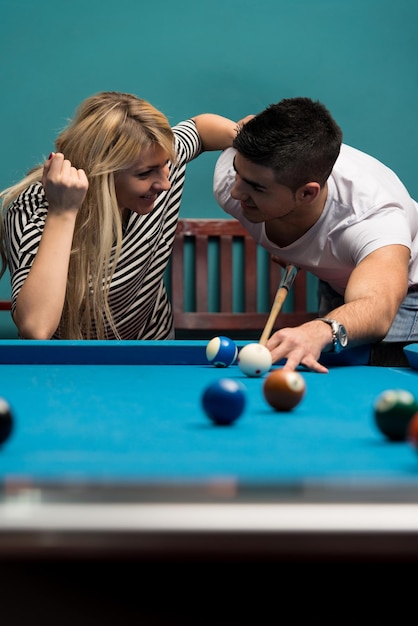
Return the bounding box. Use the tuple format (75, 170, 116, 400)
(0, 91, 175, 339)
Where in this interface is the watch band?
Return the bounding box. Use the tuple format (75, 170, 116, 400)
(318, 318, 348, 353)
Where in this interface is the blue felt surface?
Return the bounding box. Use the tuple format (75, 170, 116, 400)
(1, 349, 418, 484)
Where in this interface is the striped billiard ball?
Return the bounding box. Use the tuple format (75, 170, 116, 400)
(374, 389, 418, 441)
(263, 369, 306, 411)
(206, 336, 238, 368)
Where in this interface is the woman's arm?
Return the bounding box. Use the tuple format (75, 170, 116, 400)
(192, 114, 238, 151)
(14, 153, 88, 339)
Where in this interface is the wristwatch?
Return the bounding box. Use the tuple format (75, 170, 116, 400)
(318, 318, 348, 353)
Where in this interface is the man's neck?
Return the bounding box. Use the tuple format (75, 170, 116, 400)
(265, 183, 328, 248)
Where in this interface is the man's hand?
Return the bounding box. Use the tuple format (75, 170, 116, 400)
(266, 321, 331, 373)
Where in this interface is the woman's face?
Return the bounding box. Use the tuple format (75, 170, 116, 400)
(114, 144, 171, 215)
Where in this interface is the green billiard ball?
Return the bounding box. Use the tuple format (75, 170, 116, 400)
(374, 389, 418, 441)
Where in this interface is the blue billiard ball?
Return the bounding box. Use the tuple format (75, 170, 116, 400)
(206, 336, 238, 368)
(202, 378, 246, 425)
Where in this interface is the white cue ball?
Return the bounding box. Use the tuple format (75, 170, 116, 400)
(238, 343, 272, 377)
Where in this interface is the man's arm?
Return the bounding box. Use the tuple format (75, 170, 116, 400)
(266, 244, 411, 372)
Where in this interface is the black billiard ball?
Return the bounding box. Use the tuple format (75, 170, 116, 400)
(263, 369, 306, 411)
(374, 389, 418, 441)
(0, 397, 13, 445)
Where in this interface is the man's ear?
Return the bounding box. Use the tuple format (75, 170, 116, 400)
(297, 182, 321, 203)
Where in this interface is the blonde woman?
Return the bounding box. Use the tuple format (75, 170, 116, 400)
(0, 91, 237, 340)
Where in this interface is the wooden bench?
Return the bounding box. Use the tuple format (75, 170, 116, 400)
(0, 219, 318, 341)
(169, 218, 316, 340)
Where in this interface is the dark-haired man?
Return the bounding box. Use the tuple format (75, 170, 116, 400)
(214, 97, 418, 372)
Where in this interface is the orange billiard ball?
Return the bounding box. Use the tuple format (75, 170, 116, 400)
(408, 412, 418, 449)
(263, 369, 306, 411)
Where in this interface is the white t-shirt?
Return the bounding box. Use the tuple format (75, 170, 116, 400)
(214, 145, 418, 295)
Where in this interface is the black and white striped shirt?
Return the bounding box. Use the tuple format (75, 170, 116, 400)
(4, 119, 201, 340)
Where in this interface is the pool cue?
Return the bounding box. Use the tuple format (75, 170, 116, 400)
(259, 264, 299, 346)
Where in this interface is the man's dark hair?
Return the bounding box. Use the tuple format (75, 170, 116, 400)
(233, 97, 343, 191)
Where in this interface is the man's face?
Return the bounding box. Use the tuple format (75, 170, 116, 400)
(231, 153, 296, 223)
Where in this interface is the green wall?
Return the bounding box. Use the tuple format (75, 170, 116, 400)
(1, 0, 417, 335)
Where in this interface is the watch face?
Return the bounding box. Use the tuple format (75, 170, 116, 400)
(337, 325, 348, 349)
(318, 318, 348, 352)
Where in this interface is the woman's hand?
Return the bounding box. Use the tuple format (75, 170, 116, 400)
(42, 152, 89, 213)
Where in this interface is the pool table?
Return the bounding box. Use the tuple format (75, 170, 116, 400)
(2, 338, 418, 624)
(1, 337, 418, 565)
